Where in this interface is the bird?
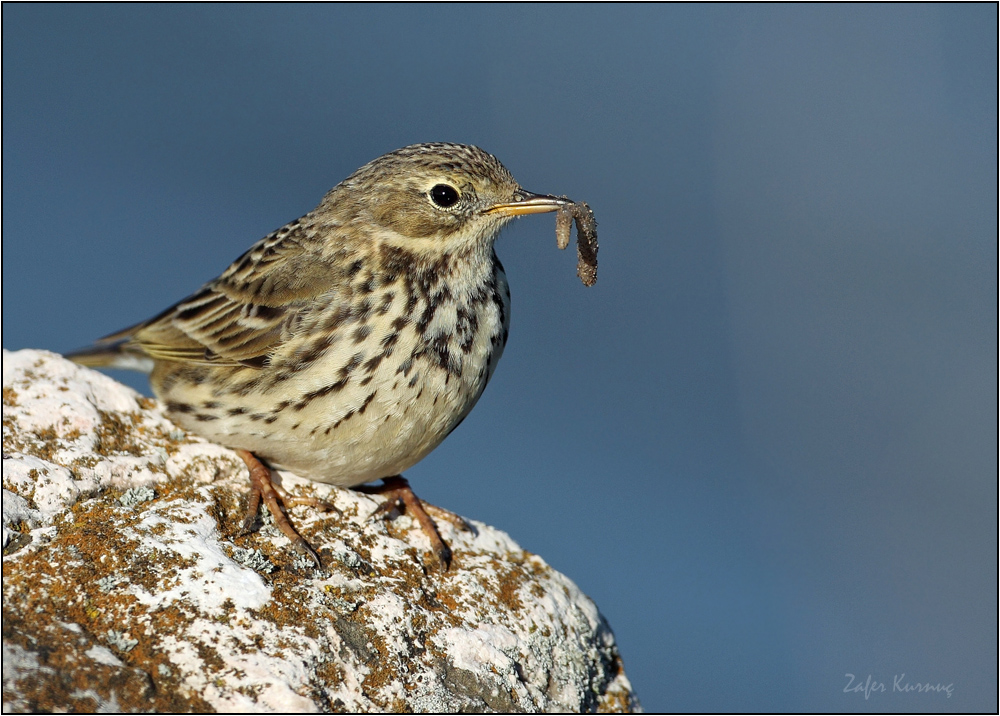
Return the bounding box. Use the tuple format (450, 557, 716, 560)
(67, 142, 586, 570)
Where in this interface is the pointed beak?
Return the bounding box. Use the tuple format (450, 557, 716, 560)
(486, 190, 573, 217)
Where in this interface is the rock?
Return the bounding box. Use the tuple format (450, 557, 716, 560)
(2, 349, 638, 713)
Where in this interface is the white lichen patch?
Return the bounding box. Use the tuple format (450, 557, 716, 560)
(126, 506, 273, 614)
(3, 349, 637, 712)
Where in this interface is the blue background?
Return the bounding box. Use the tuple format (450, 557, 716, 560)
(4, 5, 996, 712)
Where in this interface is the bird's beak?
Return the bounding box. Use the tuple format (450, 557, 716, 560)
(486, 191, 573, 217)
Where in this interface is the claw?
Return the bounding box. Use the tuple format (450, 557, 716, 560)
(367, 496, 404, 522)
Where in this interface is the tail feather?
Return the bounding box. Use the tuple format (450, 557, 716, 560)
(64, 339, 155, 374)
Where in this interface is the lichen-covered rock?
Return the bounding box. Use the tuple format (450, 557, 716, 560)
(2, 349, 638, 713)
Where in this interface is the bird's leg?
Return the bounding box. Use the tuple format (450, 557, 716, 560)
(362, 476, 453, 570)
(235, 449, 323, 568)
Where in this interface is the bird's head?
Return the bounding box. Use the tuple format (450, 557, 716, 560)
(321, 143, 571, 258)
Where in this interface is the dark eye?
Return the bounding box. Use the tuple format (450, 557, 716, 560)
(430, 184, 460, 208)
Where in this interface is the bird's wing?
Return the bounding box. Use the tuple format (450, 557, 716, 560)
(93, 220, 345, 368)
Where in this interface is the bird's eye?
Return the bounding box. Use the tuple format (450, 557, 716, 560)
(430, 184, 460, 208)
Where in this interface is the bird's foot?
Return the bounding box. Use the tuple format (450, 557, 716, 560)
(270, 480, 339, 513)
(423, 502, 475, 534)
(234, 449, 335, 569)
(362, 476, 452, 570)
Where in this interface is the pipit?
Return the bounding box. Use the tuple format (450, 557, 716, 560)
(68, 143, 594, 569)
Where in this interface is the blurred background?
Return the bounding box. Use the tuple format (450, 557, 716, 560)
(3, 5, 996, 712)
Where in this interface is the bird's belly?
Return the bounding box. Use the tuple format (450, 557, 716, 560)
(155, 284, 508, 487)
(269, 365, 486, 485)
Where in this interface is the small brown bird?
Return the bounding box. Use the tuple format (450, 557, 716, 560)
(68, 143, 589, 568)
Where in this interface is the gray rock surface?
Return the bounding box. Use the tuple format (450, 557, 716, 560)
(2, 349, 638, 712)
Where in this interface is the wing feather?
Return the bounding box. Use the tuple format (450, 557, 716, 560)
(83, 217, 348, 369)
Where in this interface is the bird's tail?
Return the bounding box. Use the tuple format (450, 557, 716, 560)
(65, 322, 155, 374)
